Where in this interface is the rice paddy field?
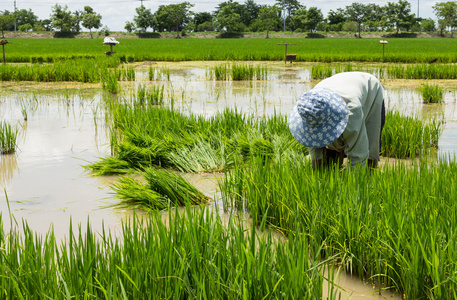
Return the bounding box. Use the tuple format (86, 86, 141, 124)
(1, 47, 457, 299)
(3, 38, 457, 63)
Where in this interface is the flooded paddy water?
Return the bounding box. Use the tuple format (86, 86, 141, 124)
(2, 61, 457, 299)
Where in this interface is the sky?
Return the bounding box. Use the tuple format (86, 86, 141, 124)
(2, 0, 439, 32)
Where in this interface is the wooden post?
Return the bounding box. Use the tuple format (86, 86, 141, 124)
(277, 42, 296, 65)
(380, 40, 388, 63)
(1, 40, 8, 63)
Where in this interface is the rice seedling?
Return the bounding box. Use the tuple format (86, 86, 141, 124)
(135, 84, 164, 106)
(115, 65, 135, 81)
(381, 111, 442, 158)
(86, 104, 304, 175)
(419, 83, 444, 104)
(0, 204, 328, 298)
(148, 66, 155, 80)
(232, 63, 255, 80)
(211, 63, 229, 80)
(101, 71, 120, 94)
(111, 167, 210, 210)
(0, 121, 18, 154)
(220, 152, 457, 299)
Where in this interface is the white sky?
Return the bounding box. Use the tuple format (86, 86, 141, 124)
(2, 0, 438, 32)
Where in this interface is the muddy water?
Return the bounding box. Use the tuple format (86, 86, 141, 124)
(1, 61, 456, 299)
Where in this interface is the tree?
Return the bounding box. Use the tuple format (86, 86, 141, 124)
(124, 21, 136, 33)
(194, 12, 212, 31)
(258, 5, 281, 38)
(433, 1, 457, 37)
(50, 4, 74, 32)
(133, 5, 153, 33)
(421, 18, 435, 33)
(214, 5, 245, 34)
(39, 19, 53, 31)
(14, 9, 38, 28)
(82, 6, 102, 38)
(327, 8, 345, 32)
(276, 0, 304, 30)
(345, 3, 372, 38)
(214, 1, 250, 27)
(154, 2, 193, 37)
(244, 0, 261, 27)
(18, 23, 32, 32)
(168, 2, 194, 38)
(385, 0, 415, 33)
(304, 7, 323, 32)
(0, 11, 14, 37)
(72, 10, 83, 33)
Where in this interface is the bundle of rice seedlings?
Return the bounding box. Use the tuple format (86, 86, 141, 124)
(111, 168, 210, 210)
(168, 138, 226, 173)
(111, 176, 169, 210)
(143, 168, 210, 206)
(84, 156, 134, 176)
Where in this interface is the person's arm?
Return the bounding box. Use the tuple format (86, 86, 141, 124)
(342, 106, 370, 168)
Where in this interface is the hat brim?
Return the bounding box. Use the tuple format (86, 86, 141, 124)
(288, 90, 349, 148)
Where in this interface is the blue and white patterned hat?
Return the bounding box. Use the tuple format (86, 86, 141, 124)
(288, 87, 349, 148)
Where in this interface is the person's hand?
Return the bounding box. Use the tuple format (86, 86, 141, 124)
(367, 159, 378, 169)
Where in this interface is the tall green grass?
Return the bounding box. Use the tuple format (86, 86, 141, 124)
(381, 111, 442, 158)
(220, 155, 457, 299)
(136, 84, 164, 105)
(419, 83, 444, 103)
(208, 63, 268, 80)
(0, 121, 18, 154)
(6, 38, 457, 63)
(0, 206, 327, 299)
(311, 63, 457, 80)
(0, 57, 120, 83)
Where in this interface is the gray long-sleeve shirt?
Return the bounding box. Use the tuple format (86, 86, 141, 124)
(309, 72, 385, 168)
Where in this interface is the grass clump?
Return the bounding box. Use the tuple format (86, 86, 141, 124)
(136, 84, 164, 105)
(0, 207, 326, 299)
(381, 111, 442, 158)
(419, 83, 444, 103)
(0, 121, 18, 154)
(220, 154, 457, 299)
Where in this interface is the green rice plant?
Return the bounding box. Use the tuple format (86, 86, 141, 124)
(232, 63, 255, 80)
(88, 104, 302, 175)
(101, 71, 120, 94)
(254, 64, 268, 80)
(137, 84, 147, 105)
(0, 121, 18, 154)
(0, 206, 327, 298)
(148, 66, 156, 80)
(419, 83, 444, 103)
(220, 153, 457, 299)
(211, 63, 229, 80)
(381, 111, 442, 158)
(115, 65, 135, 81)
(311, 64, 333, 79)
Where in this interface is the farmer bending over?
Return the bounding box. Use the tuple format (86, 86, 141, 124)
(288, 72, 385, 170)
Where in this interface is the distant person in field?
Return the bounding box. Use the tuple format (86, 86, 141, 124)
(288, 72, 385, 170)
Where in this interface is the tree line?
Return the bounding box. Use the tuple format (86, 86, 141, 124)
(1, 0, 457, 38)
